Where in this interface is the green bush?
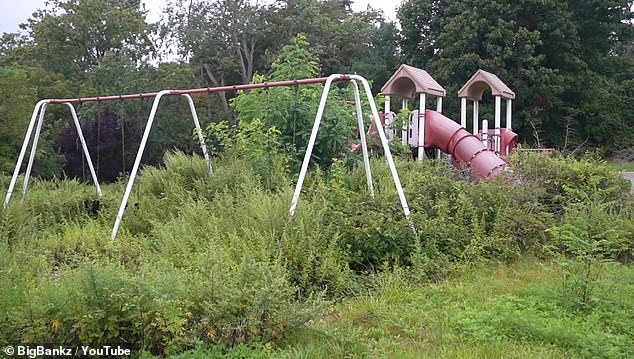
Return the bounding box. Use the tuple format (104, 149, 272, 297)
(2, 148, 633, 357)
(510, 151, 630, 214)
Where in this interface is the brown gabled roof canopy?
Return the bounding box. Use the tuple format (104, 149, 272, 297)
(458, 69, 515, 100)
(381, 64, 446, 99)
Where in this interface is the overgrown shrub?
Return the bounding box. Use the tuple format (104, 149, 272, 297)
(510, 151, 631, 214)
(2, 148, 633, 356)
(231, 34, 357, 168)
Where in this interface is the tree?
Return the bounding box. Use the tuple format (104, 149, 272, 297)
(59, 55, 207, 181)
(351, 21, 403, 93)
(18, 0, 154, 78)
(0, 67, 38, 172)
(164, 0, 270, 123)
(267, 0, 383, 76)
(398, 0, 447, 67)
(232, 34, 357, 167)
(398, 0, 634, 149)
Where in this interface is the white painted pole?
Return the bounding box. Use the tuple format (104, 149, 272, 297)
(506, 99, 512, 130)
(384, 95, 392, 143)
(473, 100, 479, 135)
(351, 80, 374, 198)
(460, 97, 467, 128)
(182, 94, 212, 174)
(435, 97, 443, 159)
(417, 93, 426, 162)
(401, 98, 408, 145)
(495, 96, 501, 152)
(4, 100, 48, 208)
(289, 75, 338, 217)
(112, 90, 172, 240)
(482, 119, 489, 148)
(21, 103, 48, 201)
(506, 98, 512, 155)
(351, 75, 411, 220)
(66, 103, 102, 197)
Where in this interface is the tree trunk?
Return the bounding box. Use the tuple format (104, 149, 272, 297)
(203, 63, 234, 124)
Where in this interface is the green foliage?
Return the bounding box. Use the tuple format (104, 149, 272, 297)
(267, 260, 634, 358)
(1, 148, 633, 357)
(510, 151, 631, 214)
(0, 66, 37, 172)
(398, 0, 634, 149)
(19, 0, 154, 78)
(232, 34, 357, 167)
(548, 188, 632, 310)
(202, 119, 290, 192)
(265, 0, 384, 76)
(457, 263, 634, 358)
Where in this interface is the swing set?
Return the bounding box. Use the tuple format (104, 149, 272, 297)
(4, 74, 411, 240)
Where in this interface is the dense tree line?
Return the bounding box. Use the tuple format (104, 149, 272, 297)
(0, 0, 632, 180)
(399, 0, 634, 150)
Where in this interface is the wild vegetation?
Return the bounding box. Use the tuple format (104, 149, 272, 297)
(1, 0, 633, 177)
(1, 0, 634, 358)
(1, 144, 633, 357)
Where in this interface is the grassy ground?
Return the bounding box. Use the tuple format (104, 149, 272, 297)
(162, 259, 634, 359)
(606, 161, 634, 172)
(2, 153, 632, 358)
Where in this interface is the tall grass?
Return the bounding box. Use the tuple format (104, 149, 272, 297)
(0, 150, 632, 356)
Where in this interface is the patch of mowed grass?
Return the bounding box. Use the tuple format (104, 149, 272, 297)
(606, 160, 634, 172)
(260, 259, 632, 359)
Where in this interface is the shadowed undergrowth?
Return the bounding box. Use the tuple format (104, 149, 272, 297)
(0, 151, 632, 357)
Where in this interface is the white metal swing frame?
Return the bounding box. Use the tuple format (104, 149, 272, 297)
(288, 74, 410, 220)
(4, 95, 211, 209)
(4, 74, 411, 241)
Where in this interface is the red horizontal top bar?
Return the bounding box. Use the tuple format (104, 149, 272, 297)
(48, 76, 347, 104)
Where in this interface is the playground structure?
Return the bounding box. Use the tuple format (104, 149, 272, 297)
(458, 69, 517, 155)
(4, 74, 411, 240)
(381, 65, 518, 177)
(4, 66, 520, 240)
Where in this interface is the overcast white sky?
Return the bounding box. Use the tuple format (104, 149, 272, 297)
(0, 0, 402, 34)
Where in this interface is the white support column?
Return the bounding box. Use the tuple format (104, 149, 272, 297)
(494, 96, 501, 152)
(417, 93, 426, 161)
(384, 95, 391, 113)
(289, 74, 411, 222)
(401, 98, 408, 145)
(112, 90, 172, 240)
(66, 103, 102, 197)
(482, 119, 489, 148)
(352, 75, 411, 220)
(289, 76, 337, 218)
(435, 97, 443, 159)
(506, 99, 512, 130)
(473, 100, 479, 135)
(460, 97, 467, 128)
(4, 100, 49, 208)
(351, 80, 374, 198)
(181, 94, 212, 174)
(21, 103, 48, 201)
(112, 91, 217, 240)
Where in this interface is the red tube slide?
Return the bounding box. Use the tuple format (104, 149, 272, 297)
(424, 110, 509, 178)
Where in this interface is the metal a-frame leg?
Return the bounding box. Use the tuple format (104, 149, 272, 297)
(4, 100, 48, 208)
(289, 74, 411, 222)
(182, 94, 212, 174)
(351, 80, 374, 198)
(66, 103, 102, 197)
